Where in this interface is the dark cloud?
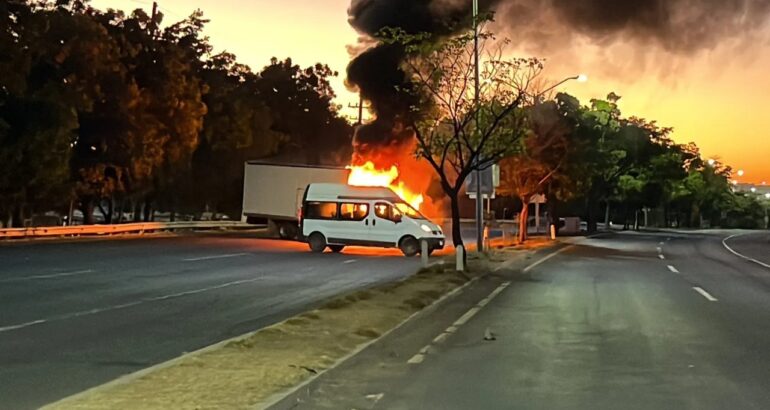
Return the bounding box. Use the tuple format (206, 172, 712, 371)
(498, 0, 770, 53)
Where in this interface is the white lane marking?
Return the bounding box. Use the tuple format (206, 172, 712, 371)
(0, 269, 94, 282)
(522, 246, 574, 273)
(667, 265, 679, 273)
(656, 247, 662, 253)
(693, 287, 718, 302)
(432, 333, 449, 344)
(0, 276, 265, 334)
(659, 255, 666, 260)
(722, 234, 770, 270)
(453, 306, 481, 326)
(659, 242, 664, 245)
(182, 253, 248, 262)
(409, 281, 511, 364)
(407, 353, 425, 364)
(342, 259, 358, 264)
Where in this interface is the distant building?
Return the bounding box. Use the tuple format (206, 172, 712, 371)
(734, 183, 770, 199)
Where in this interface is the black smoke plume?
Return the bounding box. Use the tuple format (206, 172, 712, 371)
(346, 0, 502, 164)
(346, 0, 770, 158)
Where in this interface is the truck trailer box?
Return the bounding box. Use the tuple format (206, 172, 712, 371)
(241, 161, 350, 238)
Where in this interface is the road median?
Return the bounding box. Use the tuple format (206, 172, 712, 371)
(44, 240, 551, 410)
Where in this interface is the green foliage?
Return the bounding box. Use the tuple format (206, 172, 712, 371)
(0, 1, 351, 226)
(386, 27, 540, 246)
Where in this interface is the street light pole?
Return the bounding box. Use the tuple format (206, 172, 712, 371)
(473, 0, 484, 253)
(535, 74, 587, 101)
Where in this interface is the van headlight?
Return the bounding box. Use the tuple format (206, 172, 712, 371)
(420, 224, 432, 233)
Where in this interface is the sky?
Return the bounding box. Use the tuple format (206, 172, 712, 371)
(91, 0, 770, 183)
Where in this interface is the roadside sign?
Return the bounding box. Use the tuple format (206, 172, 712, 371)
(466, 165, 499, 198)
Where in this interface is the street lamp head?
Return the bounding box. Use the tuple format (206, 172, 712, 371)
(707, 159, 716, 166)
(766, 193, 770, 199)
(751, 187, 757, 193)
(576, 74, 588, 83)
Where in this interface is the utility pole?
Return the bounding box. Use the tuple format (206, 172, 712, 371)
(348, 95, 367, 125)
(150, 2, 159, 37)
(473, 0, 484, 253)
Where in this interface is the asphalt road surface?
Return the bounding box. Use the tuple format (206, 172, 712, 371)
(0, 233, 421, 409)
(281, 231, 770, 410)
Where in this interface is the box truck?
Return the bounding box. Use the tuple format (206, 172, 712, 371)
(241, 162, 349, 239)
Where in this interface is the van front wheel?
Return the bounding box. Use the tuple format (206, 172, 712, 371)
(399, 236, 419, 257)
(308, 233, 327, 253)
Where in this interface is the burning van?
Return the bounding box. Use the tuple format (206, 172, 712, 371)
(300, 183, 444, 256)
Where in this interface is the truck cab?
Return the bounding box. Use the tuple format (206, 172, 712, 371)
(300, 183, 444, 256)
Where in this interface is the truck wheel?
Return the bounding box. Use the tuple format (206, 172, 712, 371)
(329, 245, 345, 253)
(278, 222, 298, 240)
(308, 232, 327, 253)
(399, 236, 419, 257)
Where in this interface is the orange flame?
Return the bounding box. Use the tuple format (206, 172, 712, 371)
(347, 161, 424, 210)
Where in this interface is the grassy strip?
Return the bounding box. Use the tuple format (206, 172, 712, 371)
(47, 265, 483, 409)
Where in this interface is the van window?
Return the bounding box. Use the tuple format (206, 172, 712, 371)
(305, 202, 337, 220)
(374, 202, 391, 219)
(340, 203, 369, 221)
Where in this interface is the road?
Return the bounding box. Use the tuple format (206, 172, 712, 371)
(0, 233, 421, 409)
(281, 231, 770, 410)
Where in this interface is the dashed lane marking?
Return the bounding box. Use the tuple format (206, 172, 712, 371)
(0, 269, 95, 282)
(693, 286, 718, 302)
(409, 281, 511, 364)
(0, 276, 265, 333)
(182, 253, 248, 262)
(668, 265, 679, 273)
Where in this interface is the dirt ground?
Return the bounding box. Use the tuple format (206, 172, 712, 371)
(46, 239, 552, 410)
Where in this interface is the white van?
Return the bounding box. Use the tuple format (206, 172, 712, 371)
(300, 183, 445, 256)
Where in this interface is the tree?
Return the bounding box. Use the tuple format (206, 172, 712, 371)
(390, 28, 541, 248)
(190, 52, 284, 216)
(498, 96, 575, 242)
(257, 58, 352, 165)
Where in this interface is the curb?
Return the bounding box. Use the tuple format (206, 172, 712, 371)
(259, 273, 483, 409)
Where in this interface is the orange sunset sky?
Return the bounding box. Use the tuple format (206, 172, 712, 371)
(92, 0, 770, 183)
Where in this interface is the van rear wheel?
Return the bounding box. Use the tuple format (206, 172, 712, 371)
(329, 245, 345, 253)
(399, 236, 419, 257)
(308, 232, 327, 253)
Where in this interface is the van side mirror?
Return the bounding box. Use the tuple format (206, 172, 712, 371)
(392, 214, 402, 223)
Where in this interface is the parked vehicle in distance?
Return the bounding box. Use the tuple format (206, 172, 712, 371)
(242, 162, 350, 239)
(300, 183, 445, 256)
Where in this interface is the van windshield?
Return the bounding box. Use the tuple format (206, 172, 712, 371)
(393, 202, 425, 220)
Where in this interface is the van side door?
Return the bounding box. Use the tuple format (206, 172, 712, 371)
(369, 202, 402, 247)
(332, 202, 371, 245)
